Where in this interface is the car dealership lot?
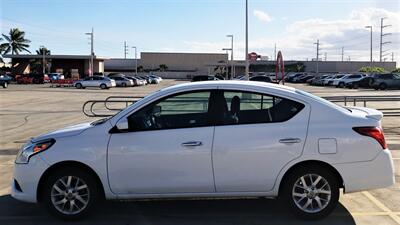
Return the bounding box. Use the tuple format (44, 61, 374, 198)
(0, 81, 400, 225)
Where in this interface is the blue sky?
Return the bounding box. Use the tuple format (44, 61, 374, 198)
(1, 0, 399, 63)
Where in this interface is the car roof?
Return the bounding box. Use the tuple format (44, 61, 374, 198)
(161, 80, 296, 93)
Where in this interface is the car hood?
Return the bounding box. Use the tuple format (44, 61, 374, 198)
(32, 122, 92, 142)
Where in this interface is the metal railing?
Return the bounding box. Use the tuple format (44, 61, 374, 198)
(83, 95, 400, 117)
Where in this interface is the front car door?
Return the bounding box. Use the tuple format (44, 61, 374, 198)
(212, 89, 310, 192)
(107, 90, 216, 195)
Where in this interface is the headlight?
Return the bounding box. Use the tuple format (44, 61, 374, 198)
(15, 139, 55, 164)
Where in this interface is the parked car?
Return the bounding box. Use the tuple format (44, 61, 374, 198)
(333, 74, 364, 88)
(191, 75, 219, 82)
(294, 75, 315, 83)
(327, 74, 346, 86)
(12, 81, 394, 220)
(285, 73, 305, 82)
(371, 73, 400, 90)
(126, 76, 145, 86)
(149, 75, 162, 83)
(112, 76, 134, 87)
(320, 75, 334, 86)
(249, 75, 273, 83)
(310, 75, 330, 86)
(145, 75, 160, 84)
(345, 76, 373, 89)
(0, 74, 12, 88)
(73, 76, 116, 89)
(48, 73, 65, 81)
(107, 73, 125, 78)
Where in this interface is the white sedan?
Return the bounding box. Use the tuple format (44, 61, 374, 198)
(73, 76, 116, 89)
(12, 81, 395, 220)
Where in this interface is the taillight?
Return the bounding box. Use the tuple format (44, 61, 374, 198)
(353, 127, 387, 149)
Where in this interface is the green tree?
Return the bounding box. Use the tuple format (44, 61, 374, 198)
(36, 47, 50, 55)
(392, 68, 400, 73)
(358, 66, 386, 73)
(0, 28, 31, 55)
(159, 64, 168, 71)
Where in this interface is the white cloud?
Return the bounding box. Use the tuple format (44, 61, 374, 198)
(253, 10, 273, 23)
(183, 8, 400, 63)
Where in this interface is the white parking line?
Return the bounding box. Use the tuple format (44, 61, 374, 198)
(362, 191, 400, 224)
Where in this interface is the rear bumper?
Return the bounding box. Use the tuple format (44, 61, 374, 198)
(334, 149, 395, 193)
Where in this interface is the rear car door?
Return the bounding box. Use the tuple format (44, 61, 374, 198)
(212, 89, 310, 192)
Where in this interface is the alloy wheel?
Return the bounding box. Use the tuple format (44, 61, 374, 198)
(292, 174, 331, 213)
(51, 176, 90, 215)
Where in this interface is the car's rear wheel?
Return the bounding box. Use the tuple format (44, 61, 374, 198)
(282, 167, 339, 219)
(338, 82, 344, 88)
(42, 168, 99, 220)
(75, 83, 82, 89)
(122, 82, 127, 87)
(379, 83, 387, 90)
(100, 84, 107, 89)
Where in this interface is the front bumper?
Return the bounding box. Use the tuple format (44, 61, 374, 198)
(11, 156, 49, 203)
(334, 149, 395, 193)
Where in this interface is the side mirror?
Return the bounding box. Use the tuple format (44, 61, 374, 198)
(115, 118, 129, 131)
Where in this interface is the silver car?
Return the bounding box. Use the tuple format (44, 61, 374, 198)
(74, 76, 116, 89)
(112, 76, 134, 87)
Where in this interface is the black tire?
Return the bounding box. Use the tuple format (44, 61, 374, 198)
(338, 82, 344, 88)
(281, 166, 340, 220)
(42, 167, 100, 220)
(100, 84, 107, 89)
(2, 82, 7, 88)
(353, 84, 359, 89)
(122, 82, 127, 87)
(75, 83, 82, 89)
(379, 83, 387, 90)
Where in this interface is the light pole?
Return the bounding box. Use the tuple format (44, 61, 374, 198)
(245, 0, 249, 80)
(222, 48, 231, 79)
(85, 28, 94, 76)
(40, 45, 46, 74)
(132, 46, 137, 75)
(365, 25, 372, 67)
(227, 35, 234, 79)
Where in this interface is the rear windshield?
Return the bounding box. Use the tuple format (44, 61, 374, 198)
(295, 89, 349, 114)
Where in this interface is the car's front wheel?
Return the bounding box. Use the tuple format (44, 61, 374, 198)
(75, 83, 82, 89)
(42, 168, 100, 220)
(100, 84, 107, 89)
(282, 167, 339, 219)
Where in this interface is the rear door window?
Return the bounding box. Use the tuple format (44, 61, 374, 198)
(217, 90, 304, 125)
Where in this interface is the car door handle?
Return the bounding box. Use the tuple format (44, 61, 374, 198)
(181, 141, 203, 147)
(279, 138, 301, 144)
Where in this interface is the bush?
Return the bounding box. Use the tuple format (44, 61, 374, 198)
(358, 66, 386, 73)
(392, 68, 400, 73)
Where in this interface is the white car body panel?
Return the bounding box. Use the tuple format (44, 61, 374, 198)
(11, 81, 395, 204)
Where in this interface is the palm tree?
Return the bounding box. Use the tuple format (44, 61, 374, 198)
(36, 47, 51, 55)
(0, 28, 31, 55)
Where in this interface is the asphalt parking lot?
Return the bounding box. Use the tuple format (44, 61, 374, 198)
(0, 80, 399, 225)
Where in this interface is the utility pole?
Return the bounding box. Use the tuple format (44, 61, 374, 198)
(245, 0, 249, 80)
(341, 47, 344, 62)
(124, 41, 129, 59)
(225, 35, 234, 79)
(132, 46, 137, 75)
(40, 45, 46, 74)
(274, 43, 277, 61)
(365, 25, 372, 67)
(314, 39, 320, 75)
(380, 17, 392, 62)
(324, 52, 327, 61)
(85, 28, 94, 76)
(392, 52, 394, 62)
